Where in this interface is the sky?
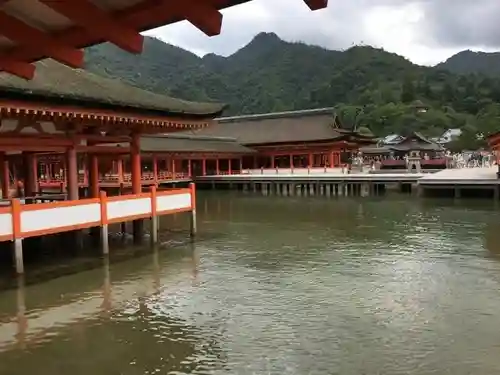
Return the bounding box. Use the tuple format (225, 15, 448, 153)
(143, 0, 500, 66)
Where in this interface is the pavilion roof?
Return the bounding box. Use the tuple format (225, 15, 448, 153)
(0, 60, 225, 117)
(140, 134, 255, 154)
(190, 108, 373, 145)
(391, 132, 444, 151)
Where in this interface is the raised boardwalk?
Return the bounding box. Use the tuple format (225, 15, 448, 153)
(419, 166, 499, 185)
(195, 167, 500, 199)
(196, 168, 425, 183)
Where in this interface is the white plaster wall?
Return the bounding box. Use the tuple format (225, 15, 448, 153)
(156, 193, 191, 213)
(0, 213, 12, 237)
(107, 198, 151, 220)
(20, 204, 101, 234)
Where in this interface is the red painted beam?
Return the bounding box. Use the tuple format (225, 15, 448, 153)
(40, 0, 144, 54)
(0, 11, 83, 68)
(181, 0, 223, 36)
(303, 0, 328, 10)
(0, 57, 35, 79)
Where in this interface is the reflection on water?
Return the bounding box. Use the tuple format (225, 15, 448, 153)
(1, 192, 500, 374)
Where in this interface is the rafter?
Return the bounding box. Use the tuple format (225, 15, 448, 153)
(40, 0, 144, 54)
(0, 0, 327, 79)
(0, 11, 83, 67)
(303, 0, 328, 10)
(180, 0, 223, 36)
(0, 57, 35, 79)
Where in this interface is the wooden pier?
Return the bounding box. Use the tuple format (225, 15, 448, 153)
(195, 167, 500, 199)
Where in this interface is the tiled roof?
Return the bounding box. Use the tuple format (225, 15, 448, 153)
(192, 108, 350, 145)
(140, 134, 254, 154)
(0, 60, 225, 117)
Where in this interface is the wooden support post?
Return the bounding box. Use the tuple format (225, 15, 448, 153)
(188, 159, 192, 178)
(150, 186, 158, 244)
(270, 156, 275, 169)
(228, 159, 232, 175)
(202, 159, 206, 176)
(308, 153, 313, 168)
(329, 152, 334, 169)
(215, 159, 220, 175)
(66, 147, 78, 200)
(189, 183, 197, 238)
(11, 198, 23, 274)
(22, 152, 37, 197)
(152, 155, 158, 184)
(0, 153, 9, 199)
(131, 133, 143, 244)
(99, 191, 109, 255)
(89, 154, 99, 198)
(117, 158, 124, 183)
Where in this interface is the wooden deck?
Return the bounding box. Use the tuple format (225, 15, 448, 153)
(418, 166, 500, 185)
(196, 167, 500, 186)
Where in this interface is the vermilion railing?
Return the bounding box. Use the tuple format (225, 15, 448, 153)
(0, 185, 195, 242)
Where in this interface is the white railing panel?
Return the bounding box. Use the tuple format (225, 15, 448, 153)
(156, 193, 191, 213)
(0, 212, 12, 237)
(21, 203, 101, 234)
(107, 198, 151, 220)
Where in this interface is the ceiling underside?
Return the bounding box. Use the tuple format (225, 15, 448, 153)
(0, 0, 328, 79)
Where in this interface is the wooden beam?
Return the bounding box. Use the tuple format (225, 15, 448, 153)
(76, 145, 130, 154)
(303, 0, 328, 10)
(0, 57, 35, 79)
(0, 0, 230, 70)
(40, 0, 144, 54)
(180, 0, 223, 36)
(0, 11, 83, 67)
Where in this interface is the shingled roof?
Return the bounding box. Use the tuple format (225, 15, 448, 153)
(192, 108, 350, 145)
(391, 132, 444, 152)
(0, 60, 225, 117)
(140, 134, 254, 154)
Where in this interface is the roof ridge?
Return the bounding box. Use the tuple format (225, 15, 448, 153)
(217, 107, 335, 123)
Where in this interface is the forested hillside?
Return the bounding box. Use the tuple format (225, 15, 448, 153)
(84, 33, 500, 148)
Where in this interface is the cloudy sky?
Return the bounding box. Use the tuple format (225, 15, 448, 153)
(144, 0, 500, 66)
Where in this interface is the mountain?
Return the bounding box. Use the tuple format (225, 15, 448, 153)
(84, 33, 500, 147)
(437, 50, 500, 76)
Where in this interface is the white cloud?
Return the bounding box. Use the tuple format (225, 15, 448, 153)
(143, 0, 500, 66)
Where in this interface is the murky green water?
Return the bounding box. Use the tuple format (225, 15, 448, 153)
(1, 192, 500, 374)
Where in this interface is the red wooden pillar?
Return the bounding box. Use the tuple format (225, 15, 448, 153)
(66, 147, 78, 200)
(89, 154, 99, 198)
(0, 153, 9, 199)
(239, 158, 243, 173)
(308, 153, 313, 168)
(22, 152, 38, 197)
(329, 152, 334, 168)
(228, 159, 232, 174)
(202, 159, 206, 176)
(117, 158, 124, 183)
(188, 159, 192, 177)
(130, 133, 141, 194)
(215, 159, 220, 175)
(289, 154, 294, 169)
(270, 156, 275, 169)
(152, 155, 158, 184)
(171, 158, 176, 178)
(253, 156, 257, 169)
(131, 133, 143, 243)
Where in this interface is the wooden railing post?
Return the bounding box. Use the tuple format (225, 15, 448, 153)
(150, 185, 158, 244)
(189, 183, 197, 238)
(99, 191, 109, 255)
(11, 198, 23, 274)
